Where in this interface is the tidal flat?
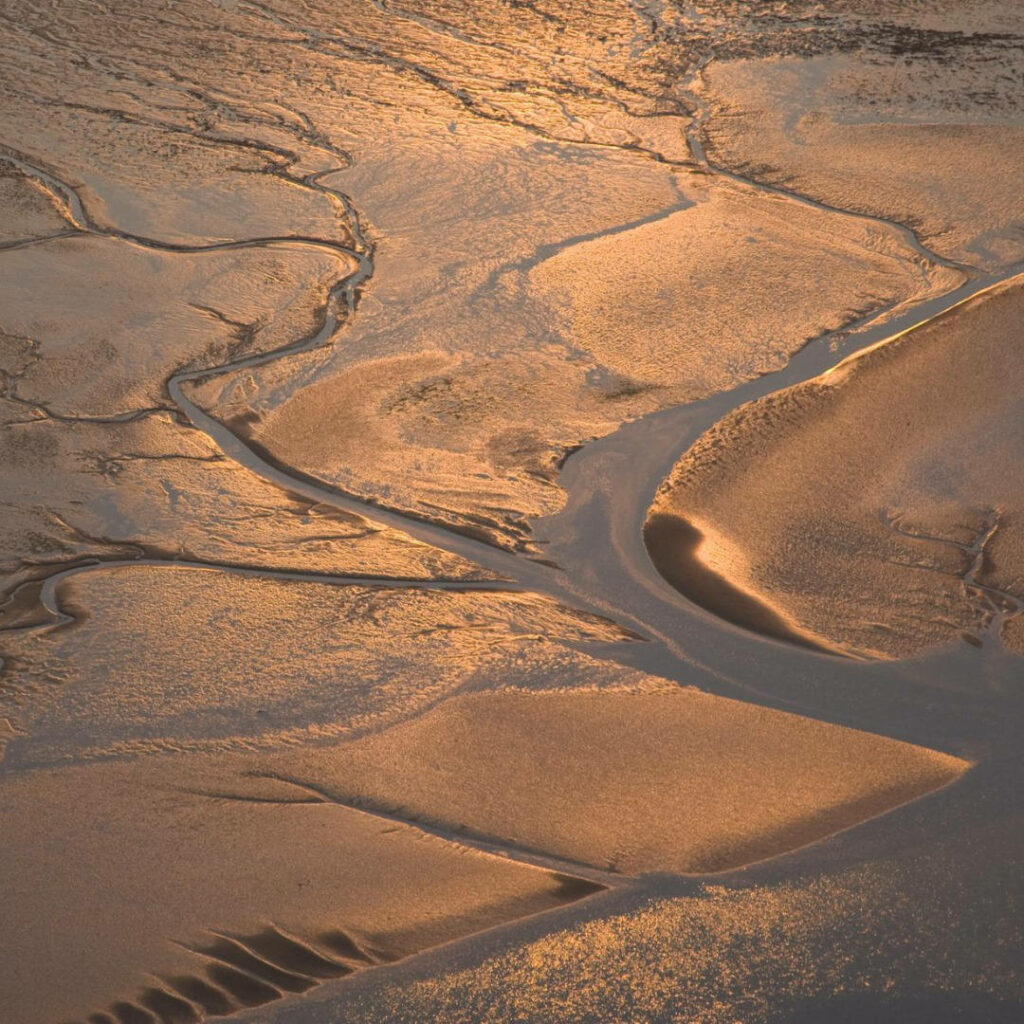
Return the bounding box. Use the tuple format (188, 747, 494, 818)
(0, 2, 1021, 1022)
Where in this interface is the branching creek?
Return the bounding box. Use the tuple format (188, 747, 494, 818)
(1, 63, 1022, 926)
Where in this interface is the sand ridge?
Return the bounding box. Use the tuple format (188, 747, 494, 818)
(647, 276, 1024, 659)
(267, 687, 968, 876)
(0, 756, 603, 1024)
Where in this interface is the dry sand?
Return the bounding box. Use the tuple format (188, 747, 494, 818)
(0, 165, 68, 243)
(0, 1, 1020, 1021)
(0, 236, 353, 418)
(0, 565, 630, 766)
(0, 577, 968, 1022)
(699, 47, 1024, 268)
(232, 160, 948, 549)
(0, 408, 486, 615)
(0, 560, 969, 1020)
(0, 756, 599, 1024)
(647, 277, 1024, 658)
(272, 688, 967, 876)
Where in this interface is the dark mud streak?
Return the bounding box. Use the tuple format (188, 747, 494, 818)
(2, 22, 1017, 1021)
(881, 507, 1023, 644)
(0, 39, 1005, 727)
(0, 22, 978, 651)
(235, 0, 697, 166)
(79, 924, 380, 1024)
(194, 769, 618, 887)
(477, 189, 695, 293)
(0, 558, 523, 637)
(681, 66, 971, 277)
(0, 143, 561, 617)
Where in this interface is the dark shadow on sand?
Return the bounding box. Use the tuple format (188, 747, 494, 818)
(644, 512, 836, 655)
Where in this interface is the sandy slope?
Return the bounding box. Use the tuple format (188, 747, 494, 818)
(648, 278, 1024, 658)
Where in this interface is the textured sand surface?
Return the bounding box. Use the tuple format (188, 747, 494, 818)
(0, 570, 968, 1022)
(326, 792, 1023, 1024)
(0, 565, 631, 765)
(238, 157, 949, 547)
(648, 278, 1024, 658)
(272, 688, 967, 875)
(0, 757, 599, 1024)
(0, 0, 1020, 1021)
(0, 165, 68, 242)
(0, 408, 485, 612)
(700, 51, 1024, 268)
(0, 236, 353, 417)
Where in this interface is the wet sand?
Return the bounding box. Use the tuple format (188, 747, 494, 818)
(0, 1, 1022, 1022)
(324, 771, 1023, 1024)
(0, 566, 967, 1021)
(271, 688, 967, 875)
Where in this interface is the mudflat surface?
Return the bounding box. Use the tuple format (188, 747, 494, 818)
(0, 2, 1021, 1023)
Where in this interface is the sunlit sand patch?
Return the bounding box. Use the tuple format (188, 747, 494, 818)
(0, 757, 601, 1024)
(0, 578, 967, 1019)
(269, 688, 968, 876)
(699, 50, 1024, 268)
(4, 0, 971, 561)
(336, 813, 1022, 1024)
(0, 219, 479, 598)
(0, 214, 470, 599)
(0, 101, 350, 248)
(0, 3, 1017, 1023)
(197, 136, 691, 548)
(527, 183, 959, 396)
(226, 160, 950, 549)
(648, 278, 1024, 658)
(0, 565, 634, 766)
(0, 0, 677, 252)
